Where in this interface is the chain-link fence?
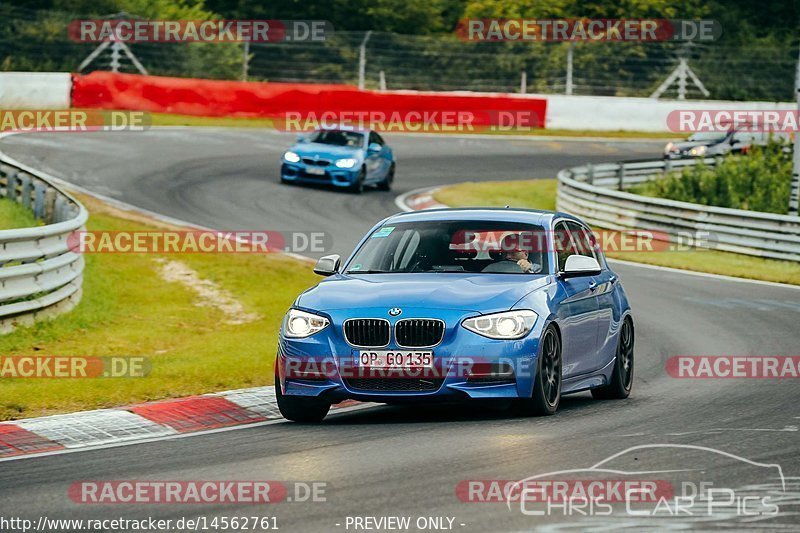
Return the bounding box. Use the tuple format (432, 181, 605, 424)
(1, 3, 796, 102)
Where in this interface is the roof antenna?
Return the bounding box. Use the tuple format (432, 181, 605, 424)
(504, 205, 510, 209)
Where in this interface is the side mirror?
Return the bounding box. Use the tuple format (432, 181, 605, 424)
(314, 254, 340, 276)
(296, 133, 306, 143)
(560, 255, 601, 278)
(367, 142, 382, 153)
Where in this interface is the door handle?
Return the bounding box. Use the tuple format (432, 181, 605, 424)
(589, 280, 598, 291)
(609, 275, 617, 284)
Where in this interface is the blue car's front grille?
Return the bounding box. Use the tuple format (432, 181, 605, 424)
(344, 319, 390, 347)
(395, 319, 445, 348)
(302, 158, 331, 167)
(344, 377, 444, 392)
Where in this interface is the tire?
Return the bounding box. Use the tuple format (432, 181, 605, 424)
(516, 324, 561, 416)
(350, 168, 366, 194)
(377, 163, 395, 191)
(592, 317, 634, 400)
(275, 371, 331, 423)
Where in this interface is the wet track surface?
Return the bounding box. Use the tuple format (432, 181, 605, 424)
(1, 129, 798, 531)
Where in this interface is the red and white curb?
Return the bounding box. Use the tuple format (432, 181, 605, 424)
(394, 186, 447, 213)
(0, 386, 364, 461)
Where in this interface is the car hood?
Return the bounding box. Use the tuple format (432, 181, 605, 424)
(297, 273, 552, 313)
(290, 142, 363, 159)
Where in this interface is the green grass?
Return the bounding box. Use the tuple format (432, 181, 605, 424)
(0, 194, 319, 420)
(434, 179, 800, 285)
(0, 197, 40, 229)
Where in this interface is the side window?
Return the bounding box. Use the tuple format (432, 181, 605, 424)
(368, 131, 382, 146)
(554, 221, 579, 272)
(374, 132, 386, 146)
(566, 221, 597, 261)
(733, 131, 756, 145)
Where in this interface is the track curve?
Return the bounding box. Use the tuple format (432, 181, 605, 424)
(1, 129, 798, 531)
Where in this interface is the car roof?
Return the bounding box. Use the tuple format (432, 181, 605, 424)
(384, 207, 583, 226)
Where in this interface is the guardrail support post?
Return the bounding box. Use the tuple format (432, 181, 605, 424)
(20, 174, 31, 208)
(6, 171, 17, 202)
(34, 182, 45, 219)
(44, 188, 57, 222)
(587, 163, 594, 185)
(617, 164, 625, 191)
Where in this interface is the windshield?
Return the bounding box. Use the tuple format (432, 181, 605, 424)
(308, 130, 364, 148)
(346, 221, 550, 275)
(687, 132, 728, 143)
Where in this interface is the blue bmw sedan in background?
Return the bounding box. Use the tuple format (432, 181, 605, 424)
(276, 208, 634, 422)
(280, 127, 395, 193)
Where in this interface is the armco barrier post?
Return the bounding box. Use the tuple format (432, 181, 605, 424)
(587, 163, 594, 185)
(34, 181, 45, 218)
(20, 173, 32, 208)
(6, 170, 17, 201)
(617, 164, 625, 191)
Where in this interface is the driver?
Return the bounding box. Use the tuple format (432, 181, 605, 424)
(482, 234, 540, 274)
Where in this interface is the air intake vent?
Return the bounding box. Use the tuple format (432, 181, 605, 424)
(344, 378, 443, 392)
(343, 319, 390, 347)
(395, 319, 445, 348)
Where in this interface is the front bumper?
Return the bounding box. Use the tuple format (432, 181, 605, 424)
(281, 162, 359, 187)
(276, 308, 545, 404)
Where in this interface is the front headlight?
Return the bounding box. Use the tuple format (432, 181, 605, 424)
(335, 158, 358, 169)
(689, 145, 707, 156)
(284, 151, 301, 163)
(282, 309, 329, 338)
(462, 310, 537, 340)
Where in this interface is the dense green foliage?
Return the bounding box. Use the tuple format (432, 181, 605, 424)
(633, 142, 794, 214)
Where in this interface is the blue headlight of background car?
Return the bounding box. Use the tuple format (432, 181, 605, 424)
(282, 309, 329, 338)
(334, 158, 358, 169)
(462, 310, 537, 339)
(284, 151, 301, 163)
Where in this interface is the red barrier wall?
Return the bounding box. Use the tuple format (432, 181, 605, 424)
(71, 72, 547, 128)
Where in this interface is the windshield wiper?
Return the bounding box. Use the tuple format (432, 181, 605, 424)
(346, 269, 392, 274)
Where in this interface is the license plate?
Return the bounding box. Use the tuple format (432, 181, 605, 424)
(358, 350, 433, 368)
(305, 166, 326, 175)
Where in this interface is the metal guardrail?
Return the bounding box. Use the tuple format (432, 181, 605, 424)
(556, 157, 800, 262)
(0, 157, 88, 332)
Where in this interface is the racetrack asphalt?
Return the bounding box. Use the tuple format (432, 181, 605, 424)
(0, 129, 798, 531)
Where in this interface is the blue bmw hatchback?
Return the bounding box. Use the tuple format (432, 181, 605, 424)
(276, 208, 634, 422)
(280, 128, 395, 193)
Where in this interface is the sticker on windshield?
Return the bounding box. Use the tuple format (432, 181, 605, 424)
(371, 226, 395, 238)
